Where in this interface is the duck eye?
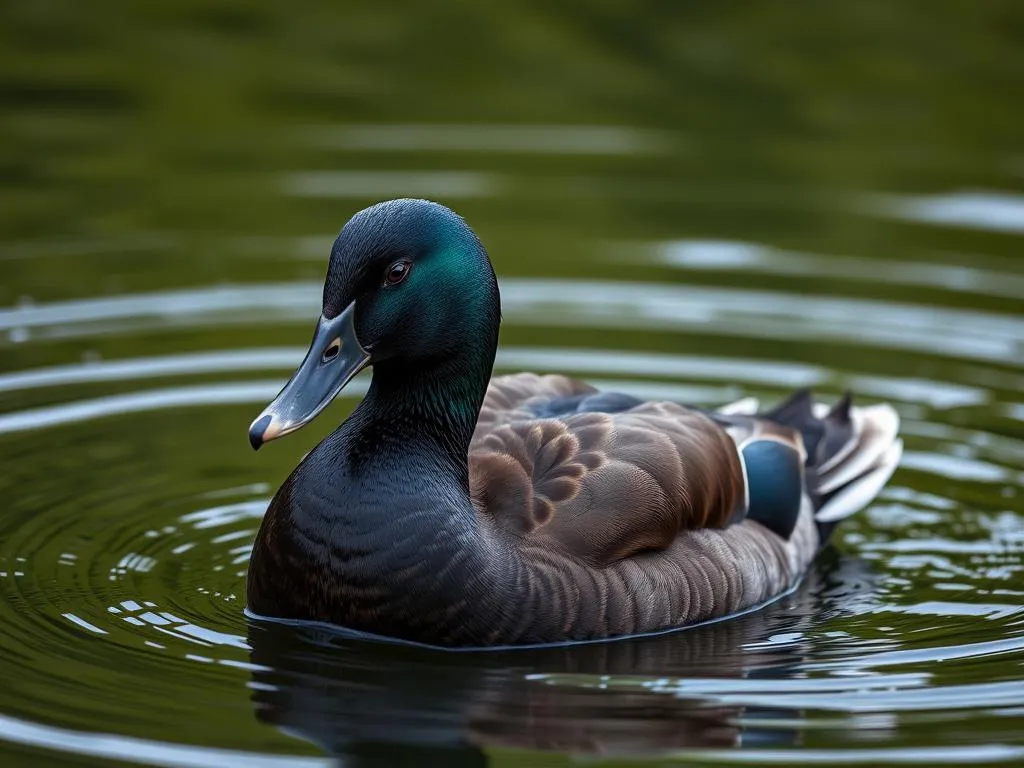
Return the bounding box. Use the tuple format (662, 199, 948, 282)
(383, 260, 411, 287)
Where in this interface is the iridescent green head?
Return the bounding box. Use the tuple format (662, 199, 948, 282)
(323, 198, 499, 366)
(248, 199, 501, 448)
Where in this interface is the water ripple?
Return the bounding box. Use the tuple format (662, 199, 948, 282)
(0, 272, 1021, 766)
(300, 123, 670, 155)
(0, 713, 327, 768)
(3, 280, 1022, 367)
(641, 239, 1024, 300)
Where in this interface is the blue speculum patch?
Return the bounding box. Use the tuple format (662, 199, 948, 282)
(741, 440, 803, 539)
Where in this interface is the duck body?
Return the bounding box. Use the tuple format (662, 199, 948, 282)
(246, 199, 902, 647)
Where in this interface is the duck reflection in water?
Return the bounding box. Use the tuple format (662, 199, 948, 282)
(245, 555, 877, 767)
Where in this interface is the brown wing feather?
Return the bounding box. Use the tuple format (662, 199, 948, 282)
(469, 376, 746, 568)
(472, 373, 596, 441)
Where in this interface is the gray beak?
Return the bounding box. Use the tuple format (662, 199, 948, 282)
(248, 303, 369, 450)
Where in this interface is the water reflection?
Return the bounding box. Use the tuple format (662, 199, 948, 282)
(299, 123, 670, 155)
(643, 239, 1024, 300)
(3, 0, 1024, 763)
(246, 560, 874, 766)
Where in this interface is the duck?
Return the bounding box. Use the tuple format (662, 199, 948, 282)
(246, 198, 903, 648)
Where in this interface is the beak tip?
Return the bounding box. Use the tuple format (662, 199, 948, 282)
(249, 414, 272, 451)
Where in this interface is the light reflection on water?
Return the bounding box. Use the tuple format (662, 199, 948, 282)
(0, 250, 1022, 766)
(1, 1, 1023, 765)
(0, 258, 1021, 765)
(3, 277, 1022, 363)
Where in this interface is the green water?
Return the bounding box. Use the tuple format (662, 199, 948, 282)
(1, 1, 1023, 765)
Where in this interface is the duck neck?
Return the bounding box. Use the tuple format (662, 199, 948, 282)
(301, 339, 512, 645)
(252, 337, 511, 645)
(347, 338, 497, 487)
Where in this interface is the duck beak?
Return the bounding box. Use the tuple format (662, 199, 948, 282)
(248, 303, 369, 450)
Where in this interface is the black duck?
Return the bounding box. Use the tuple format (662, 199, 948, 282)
(246, 198, 902, 647)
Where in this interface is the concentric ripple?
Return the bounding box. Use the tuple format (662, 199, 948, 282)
(6, 0, 1024, 760)
(0, 223, 1022, 766)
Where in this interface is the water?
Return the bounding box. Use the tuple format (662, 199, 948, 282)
(1, 2, 1023, 765)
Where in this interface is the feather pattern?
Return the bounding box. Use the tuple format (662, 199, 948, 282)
(250, 373, 902, 646)
(452, 377, 895, 644)
(245, 200, 904, 647)
(471, 376, 747, 551)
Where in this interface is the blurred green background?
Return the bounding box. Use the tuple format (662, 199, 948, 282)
(0, 1, 1022, 766)
(3, 0, 1021, 287)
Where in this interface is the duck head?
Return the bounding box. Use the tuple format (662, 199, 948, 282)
(248, 198, 500, 450)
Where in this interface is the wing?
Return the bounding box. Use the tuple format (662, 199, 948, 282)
(469, 374, 748, 568)
(471, 373, 598, 439)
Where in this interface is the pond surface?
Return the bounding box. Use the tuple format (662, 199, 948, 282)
(1, 2, 1023, 766)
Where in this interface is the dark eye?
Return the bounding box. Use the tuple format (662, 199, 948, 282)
(383, 260, 411, 287)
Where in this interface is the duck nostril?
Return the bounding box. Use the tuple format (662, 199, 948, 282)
(322, 339, 341, 363)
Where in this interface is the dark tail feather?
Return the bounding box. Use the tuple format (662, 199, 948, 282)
(765, 390, 902, 542)
(764, 388, 825, 462)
